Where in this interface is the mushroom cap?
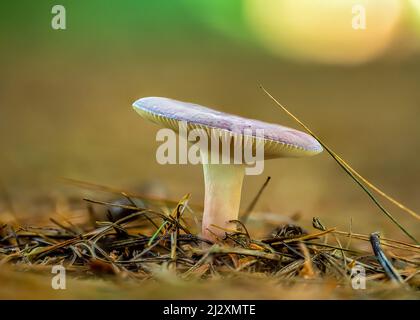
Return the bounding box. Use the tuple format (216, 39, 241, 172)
(133, 97, 323, 158)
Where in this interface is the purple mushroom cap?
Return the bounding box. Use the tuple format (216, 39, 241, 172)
(133, 97, 323, 158)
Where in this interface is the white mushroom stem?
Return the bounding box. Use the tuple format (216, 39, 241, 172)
(201, 162, 245, 241)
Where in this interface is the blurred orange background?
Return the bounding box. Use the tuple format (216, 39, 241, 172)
(0, 0, 419, 241)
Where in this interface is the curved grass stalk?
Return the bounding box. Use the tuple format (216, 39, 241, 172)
(260, 85, 419, 244)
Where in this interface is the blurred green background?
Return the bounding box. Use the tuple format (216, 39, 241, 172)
(0, 0, 419, 240)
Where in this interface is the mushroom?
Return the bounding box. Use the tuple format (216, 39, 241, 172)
(132, 97, 322, 241)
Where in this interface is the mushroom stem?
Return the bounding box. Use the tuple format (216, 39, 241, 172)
(201, 162, 245, 241)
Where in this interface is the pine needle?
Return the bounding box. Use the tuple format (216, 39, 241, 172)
(241, 176, 271, 223)
(260, 85, 419, 244)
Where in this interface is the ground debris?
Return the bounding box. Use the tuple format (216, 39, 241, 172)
(0, 195, 419, 293)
